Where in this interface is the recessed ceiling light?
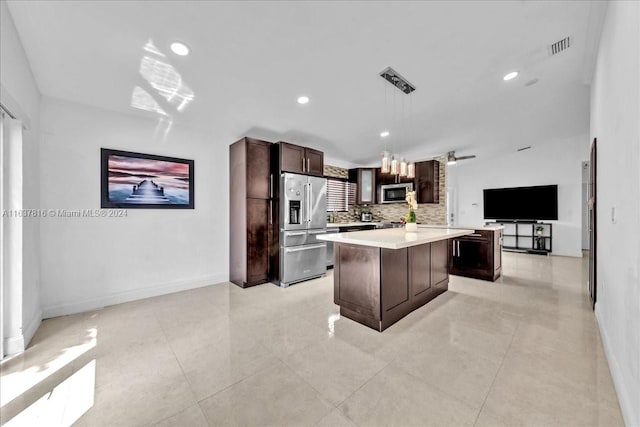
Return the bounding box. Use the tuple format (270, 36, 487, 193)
(380, 131, 390, 137)
(170, 42, 190, 56)
(297, 96, 310, 104)
(503, 71, 519, 81)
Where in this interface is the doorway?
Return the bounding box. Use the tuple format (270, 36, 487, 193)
(588, 139, 597, 309)
(0, 108, 24, 358)
(581, 161, 590, 250)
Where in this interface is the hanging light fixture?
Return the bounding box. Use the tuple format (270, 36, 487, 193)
(407, 162, 415, 179)
(378, 67, 416, 176)
(390, 154, 399, 175)
(381, 150, 391, 173)
(400, 158, 408, 177)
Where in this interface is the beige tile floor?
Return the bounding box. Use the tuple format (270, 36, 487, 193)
(0, 252, 624, 426)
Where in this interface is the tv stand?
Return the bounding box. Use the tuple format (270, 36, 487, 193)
(487, 221, 552, 255)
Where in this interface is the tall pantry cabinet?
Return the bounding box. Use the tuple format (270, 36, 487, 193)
(229, 137, 273, 287)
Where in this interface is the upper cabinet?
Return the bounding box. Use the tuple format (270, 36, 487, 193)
(372, 160, 440, 204)
(415, 160, 440, 204)
(245, 139, 272, 199)
(305, 148, 324, 176)
(349, 168, 376, 204)
(278, 141, 324, 176)
(375, 168, 413, 187)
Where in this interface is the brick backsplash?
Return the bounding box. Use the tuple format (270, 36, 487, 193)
(323, 164, 348, 179)
(324, 160, 447, 225)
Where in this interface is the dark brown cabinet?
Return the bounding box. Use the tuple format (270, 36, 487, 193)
(409, 243, 431, 299)
(246, 198, 269, 285)
(348, 168, 376, 204)
(415, 160, 440, 204)
(333, 238, 452, 331)
(305, 147, 324, 176)
(449, 229, 502, 281)
(375, 167, 413, 186)
(229, 137, 274, 288)
(431, 239, 450, 289)
(373, 161, 439, 204)
(277, 141, 324, 176)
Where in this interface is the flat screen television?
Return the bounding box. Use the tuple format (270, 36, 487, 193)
(483, 185, 558, 221)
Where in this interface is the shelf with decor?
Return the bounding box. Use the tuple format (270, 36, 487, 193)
(488, 221, 552, 255)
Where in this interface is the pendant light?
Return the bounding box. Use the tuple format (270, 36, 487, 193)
(378, 67, 417, 176)
(407, 162, 415, 179)
(390, 155, 399, 175)
(381, 151, 391, 173)
(399, 158, 408, 177)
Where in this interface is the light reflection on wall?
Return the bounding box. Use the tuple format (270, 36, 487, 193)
(130, 39, 195, 139)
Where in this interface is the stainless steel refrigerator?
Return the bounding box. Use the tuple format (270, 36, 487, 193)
(279, 172, 327, 287)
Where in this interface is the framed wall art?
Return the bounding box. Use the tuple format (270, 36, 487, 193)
(101, 148, 194, 209)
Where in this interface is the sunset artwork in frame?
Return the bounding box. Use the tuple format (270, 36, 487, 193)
(101, 148, 194, 209)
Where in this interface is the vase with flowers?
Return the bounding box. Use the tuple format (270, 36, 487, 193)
(404, 190, 418, 231)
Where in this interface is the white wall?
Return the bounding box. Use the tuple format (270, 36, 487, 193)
(448, 134, 588, 257)
(590, 1, 640, 425)
(39, 97, 227, 317)
(0, 0, 42, 349)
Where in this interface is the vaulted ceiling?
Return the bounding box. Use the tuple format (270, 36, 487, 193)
(6, 1, 605, 166)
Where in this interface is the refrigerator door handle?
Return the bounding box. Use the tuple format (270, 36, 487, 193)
(285, 231, 307, 236)
(307, 183, 312, 223)
(284, 244, 325, 253)
(308, 230, 326, 234)
(269, 173, 273, 198)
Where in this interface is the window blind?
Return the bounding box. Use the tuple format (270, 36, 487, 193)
(326, 178, 349, 212)
(347, 182, 357, 206)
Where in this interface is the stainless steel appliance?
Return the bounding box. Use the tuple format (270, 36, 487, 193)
(325, 228, 340, 268)
(280, 173, 327, 286)
(380, 182, 413, 203)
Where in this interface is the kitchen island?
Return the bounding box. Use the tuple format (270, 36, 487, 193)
(317, 227, 474, 331)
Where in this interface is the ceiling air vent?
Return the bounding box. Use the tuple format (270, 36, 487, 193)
(380, 67, 416, 94)
(548, 36, 571, 56)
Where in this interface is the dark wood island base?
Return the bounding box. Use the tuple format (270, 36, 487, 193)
(333, 239, 450, 332)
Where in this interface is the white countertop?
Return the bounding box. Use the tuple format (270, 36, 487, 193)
(418, 224, 505, 231)
(327, 222, 381, 228)
(317, 227, 475, 249)
(326, 222, 503, 231)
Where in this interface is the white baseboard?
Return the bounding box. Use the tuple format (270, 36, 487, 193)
(595, 303, 639, 427)
(3, 335, 25, 356)
(42, 274, 228, 319)
(23, 309, 42, 348)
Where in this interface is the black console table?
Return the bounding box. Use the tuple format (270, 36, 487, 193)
(488, 221, 552, 255)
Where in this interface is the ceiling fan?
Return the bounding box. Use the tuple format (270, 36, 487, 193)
(446, 151, 476, 165)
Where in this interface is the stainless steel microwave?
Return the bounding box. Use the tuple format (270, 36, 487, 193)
(380, 183, 413, 203)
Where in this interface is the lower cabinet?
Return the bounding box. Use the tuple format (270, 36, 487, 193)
(334, 239, 451, 331)
(449, 229, 502, 281)
(246, 198, 270, 286)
